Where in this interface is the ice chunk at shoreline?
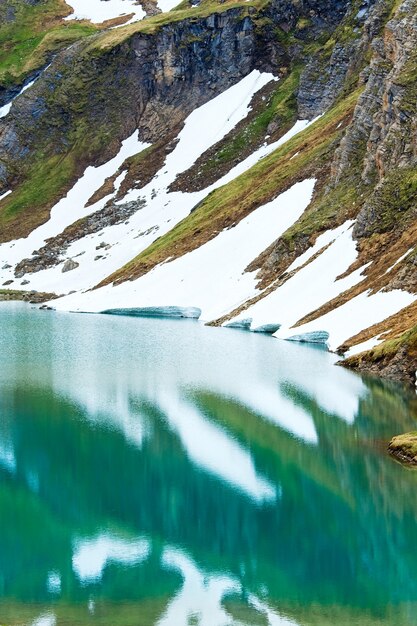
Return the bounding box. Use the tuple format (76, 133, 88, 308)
(286, 330, 329, 345)
(102, 306, 202, 319)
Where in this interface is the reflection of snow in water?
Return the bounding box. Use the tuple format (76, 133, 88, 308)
(0, 439, 16, 473)
(158, 548, 300, 626)
(155, 391, 277, 503)
(47, 571, 61, 594)
(157, 548, 240, 626)
(31, 614, 56, 626)
(249, 595, 300, 626)
(72, 532, 150, 583)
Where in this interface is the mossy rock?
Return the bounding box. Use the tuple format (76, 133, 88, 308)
(388, 432, 417, 466)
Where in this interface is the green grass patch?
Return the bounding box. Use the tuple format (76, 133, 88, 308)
(0, 0, 97, 88)
(0, 150, 78, 239)
(362, 324, 417, 363)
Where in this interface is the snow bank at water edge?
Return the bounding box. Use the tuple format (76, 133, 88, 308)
(277, 289, 416, 352)
(234, 221, 366, 336)
(0, 70, 277, 294)
(64, 0, 146, 25)
(234, 219, 416, 351)
(345, 336, 382, 358)
(103, 305, 202, 319)
(51, 179, 316, 319)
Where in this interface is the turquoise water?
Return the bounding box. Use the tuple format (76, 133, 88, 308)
(0, 302, 417, 626)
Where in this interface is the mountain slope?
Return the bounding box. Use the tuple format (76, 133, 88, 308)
(0, 0, 416, 385)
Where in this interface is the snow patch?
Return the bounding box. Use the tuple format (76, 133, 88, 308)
(157, 0, 181, 11)
(278, 289, 415, 352)
(52, 179, 316, 320)
(287, 221, 355, 273)
(0, 71, 276, 293)
(0, 131, 149, 279)
(345, 336, 382, 357)
(0, 190, 12, 202)
(238, 221, 365, 334)
(64, 0, 145, 24)
(385, 247, 414, 274)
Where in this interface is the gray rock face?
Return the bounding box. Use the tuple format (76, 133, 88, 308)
(298, 42, 358, 118)
(102, 306, 202, 319)
(61, 259, 79, 273)
(297, 0, 388, 118)
(14, 197, 146, 276)
(332, 0, 417, 191)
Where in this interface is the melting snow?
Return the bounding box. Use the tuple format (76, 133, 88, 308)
(52, 179, 316, 319)
(345, 336, 382, 357)
(385, 247, 414, 274)
(238, 221, 366, 332)
(279, 289, 415, 352)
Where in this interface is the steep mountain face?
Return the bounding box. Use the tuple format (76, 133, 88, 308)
(0, 0, 416, 385)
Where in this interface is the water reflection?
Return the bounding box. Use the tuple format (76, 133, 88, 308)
(0, 303, 417, 625)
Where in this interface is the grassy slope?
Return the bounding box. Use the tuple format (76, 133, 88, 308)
(0, 0, 97, 89)
(0, 1, 100, 240)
